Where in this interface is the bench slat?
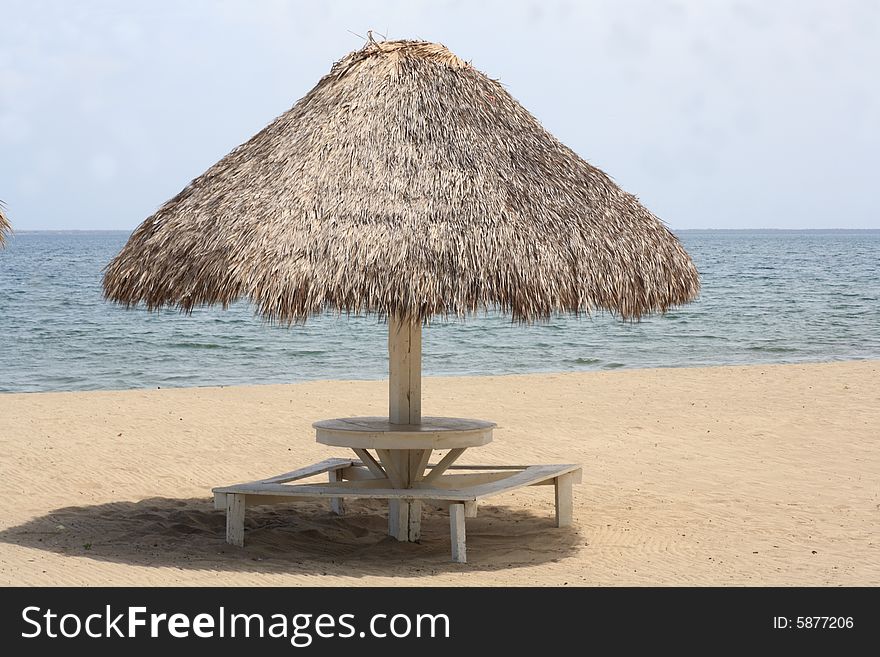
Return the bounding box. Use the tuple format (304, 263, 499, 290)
(214, 482, 477, 501)
(251, 458, 356, 485)
(214, 464, 581, 502)
(467, 464, 582, 500)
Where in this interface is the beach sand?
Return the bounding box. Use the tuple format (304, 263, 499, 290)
(0, 360, 877, 586)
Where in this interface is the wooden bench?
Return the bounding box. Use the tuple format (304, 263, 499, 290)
(213, 458, 582, 563)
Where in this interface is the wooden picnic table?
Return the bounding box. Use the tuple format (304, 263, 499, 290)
(214, 415, 581, 563)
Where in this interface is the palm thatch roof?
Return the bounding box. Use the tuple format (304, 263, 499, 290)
(104, 38, 699, 323)
(0, 202, 10, 247)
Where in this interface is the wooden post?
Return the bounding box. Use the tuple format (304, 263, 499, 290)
(329, 469, 344, 516)
(389, 314, 421, 425)
(388, 499, 409, 540)
(388, 315, 423, 541)
(554, 472, 574, 527)
(408, 500, 423, 542)
(450, 503, 467, 563)
(226, 493, 245, 547)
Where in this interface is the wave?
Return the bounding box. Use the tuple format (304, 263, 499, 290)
(746, 345, 798, 353)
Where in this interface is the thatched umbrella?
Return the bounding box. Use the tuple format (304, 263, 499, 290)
(0, 202, 10, 247)
(104, 38, 699, 542)
(105, 39, 698, 322)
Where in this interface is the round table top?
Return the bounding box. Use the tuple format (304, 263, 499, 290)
(313, 416, 495, 449)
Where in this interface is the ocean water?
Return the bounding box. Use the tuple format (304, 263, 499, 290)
(0, 230, 878, 393)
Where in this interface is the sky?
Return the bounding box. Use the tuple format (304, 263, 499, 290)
(1, 0, 878, 231)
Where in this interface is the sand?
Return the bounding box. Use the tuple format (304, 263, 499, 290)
(0, 360, 877, 586)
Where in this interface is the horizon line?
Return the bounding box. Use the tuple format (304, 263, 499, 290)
(6, 227, 880, 234)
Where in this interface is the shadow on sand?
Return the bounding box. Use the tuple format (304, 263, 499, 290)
(0, 497, 581, 577)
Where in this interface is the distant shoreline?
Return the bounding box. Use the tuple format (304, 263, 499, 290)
(2, 359, 878, 397)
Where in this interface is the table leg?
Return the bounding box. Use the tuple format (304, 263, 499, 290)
(226, 493, 245, 547)
(388, 500, 408, 541)
(407, 500, 423, 542)
(329, 469, 344, 515)
(554, 472, 574, 527)
(379, 449, 428, 542)
(450, 503, 467, 563)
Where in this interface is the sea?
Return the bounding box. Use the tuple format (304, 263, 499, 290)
(0, 230, 878, 393)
